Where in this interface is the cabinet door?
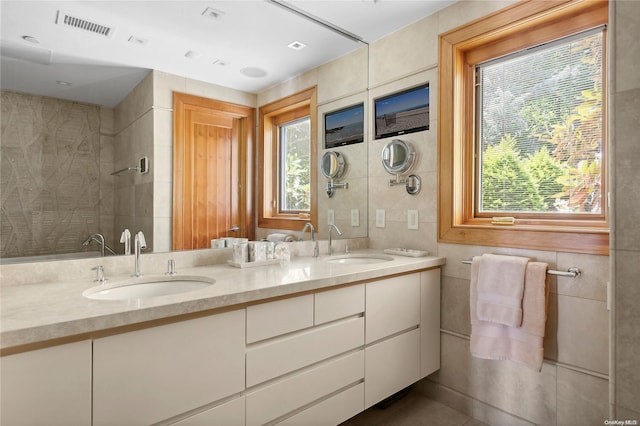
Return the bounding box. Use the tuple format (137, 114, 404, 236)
(93, 310, 245, 426)
(0, 340, 91, 426)
(420, 269, 441, 378)
(365, 274, 420, 344)
(365, 328, 420, 409)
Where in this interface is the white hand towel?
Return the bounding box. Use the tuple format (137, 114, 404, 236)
(476, 253, 529, 327)
(470, 258, 549, 371)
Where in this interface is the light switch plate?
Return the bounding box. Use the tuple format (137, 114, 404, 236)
(408, 209, 418, 230)
(327, 209, 335, 225)
(351, 209, 360, 227)
(375, 209, 385, 228)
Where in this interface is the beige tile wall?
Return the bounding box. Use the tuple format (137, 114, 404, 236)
(0, 91, 110, 257)
(368, 1, 612, 425)
(259, 4, 614, 422)
(612, 0, 640, 418)
(257, 46, 369, 241)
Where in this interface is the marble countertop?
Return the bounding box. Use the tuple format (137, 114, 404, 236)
(0, 250, 445, 351)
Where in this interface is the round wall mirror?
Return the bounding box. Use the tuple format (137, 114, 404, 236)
(381, 139, 415, 174)
(321, 151, 346, 179)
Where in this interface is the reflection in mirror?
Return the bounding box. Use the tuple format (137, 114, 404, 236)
(321, 151, 346, 179)
(321, 151, 348, 198)
(1, 2, 371, 263)
(315, 89, 368, 240)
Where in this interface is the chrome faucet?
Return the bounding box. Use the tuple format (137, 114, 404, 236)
(134, 231, 147, 277)
(82, 233, 117, 257)
(301, 222, 315, 241)
(328, 224, 342, 255)
(301, 222, 319, 258)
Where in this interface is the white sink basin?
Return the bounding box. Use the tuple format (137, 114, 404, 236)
(325, 254, 394, 265)
(83, 275, 215, 301)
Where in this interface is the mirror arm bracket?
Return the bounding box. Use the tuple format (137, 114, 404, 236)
(326, 179, 349, 198)
(388, 174, 421, 195)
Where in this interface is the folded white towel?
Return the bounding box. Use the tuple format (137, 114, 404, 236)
(470, 258, 549, 371)
(266, 233, 296, 242)
(476, 253, 529, 327)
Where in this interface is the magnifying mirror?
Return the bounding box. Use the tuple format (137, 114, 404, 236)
(321, 151, 348, 197)
(381, 139, 415, 174)
(381, 139, 421, 195)
(321, 151, 346, 179)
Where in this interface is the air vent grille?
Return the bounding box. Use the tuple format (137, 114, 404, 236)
(56, 11, 115, 38)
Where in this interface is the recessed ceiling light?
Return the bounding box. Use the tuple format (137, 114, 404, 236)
(21, 35, 40, 44)
(212, 59, 230, 67)
(127, 35, 148, 46)
(287, 41, 306, 50)
(184, 50, 202, 59)
(240, 67, 267, 78)
(202, 7, 225, 20)
(56, 80, 72, 86)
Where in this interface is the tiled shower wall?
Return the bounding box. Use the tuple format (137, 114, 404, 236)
(0, 91, 115, 258)
(612, 0, 640, 420)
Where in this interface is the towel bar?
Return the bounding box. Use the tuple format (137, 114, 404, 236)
(461, 258, 581, 278)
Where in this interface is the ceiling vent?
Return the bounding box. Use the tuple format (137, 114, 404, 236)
(55, 10, 115, 38)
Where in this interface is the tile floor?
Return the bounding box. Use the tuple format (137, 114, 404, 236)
(340, 389, 488, 426)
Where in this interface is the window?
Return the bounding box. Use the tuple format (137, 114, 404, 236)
(278, 117, 311, 213)
(438, 0, 608, 254)
(259, 87, 317, 230)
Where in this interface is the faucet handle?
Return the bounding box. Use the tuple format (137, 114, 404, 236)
(92, 265, 107, 284)
(166, 259, 177, 276)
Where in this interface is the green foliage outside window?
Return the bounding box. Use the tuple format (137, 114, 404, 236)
(478, 30, 603, 214)
(280, 118, 311, 212)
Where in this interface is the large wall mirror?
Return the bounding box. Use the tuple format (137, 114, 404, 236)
(0, 0, 370, 262)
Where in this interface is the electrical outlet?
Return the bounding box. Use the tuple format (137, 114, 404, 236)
(327, 209, 335, 225)
(408, 209, 418, 230)
(375, 209, 385, 228)
(351, 209, 360, 227)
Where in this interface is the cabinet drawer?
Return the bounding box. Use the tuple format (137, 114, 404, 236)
(365, 328, 420, 409)
(366, 274, 420, 344)
(247, 294, 313, 343)
(247, 351, 364, 426)
(315, 284, 364, 325)
(246, 316, 364, 387)
(93, 310, 245, 426)
(170, 396, 244, 426)
(276, 383, 364, 426)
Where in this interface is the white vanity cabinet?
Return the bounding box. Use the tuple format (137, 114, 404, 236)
(92, 310, 245, 426)
(0, 340, 92, 426)
(420, 269, 441, 378)
(245, 285, 366, 426)
(364, 273, 422, 408)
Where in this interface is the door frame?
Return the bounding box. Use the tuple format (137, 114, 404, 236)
(173, 92, 256, 248)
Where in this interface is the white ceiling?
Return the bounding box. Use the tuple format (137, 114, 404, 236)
(0, 1, 455, 107)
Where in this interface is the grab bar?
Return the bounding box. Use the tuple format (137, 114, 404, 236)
(461, 258, 581, 278)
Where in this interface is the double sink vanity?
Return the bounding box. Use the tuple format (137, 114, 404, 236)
(0, 247, 444, 426)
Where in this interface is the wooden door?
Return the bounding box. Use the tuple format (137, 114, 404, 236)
(173, 93, 255, 250)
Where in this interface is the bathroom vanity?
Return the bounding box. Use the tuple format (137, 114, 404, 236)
(0, 251, 444, 425)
